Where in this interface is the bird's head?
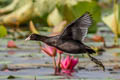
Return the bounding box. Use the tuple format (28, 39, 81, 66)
(25, 34, 40, 41)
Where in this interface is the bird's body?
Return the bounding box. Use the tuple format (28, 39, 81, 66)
(25, 12, 105, 71)
(28, 34, 95, 54)
(26, 12, 95, 54)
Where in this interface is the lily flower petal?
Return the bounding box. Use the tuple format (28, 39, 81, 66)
(62, 55, 71, 69)
(57, 49, 63, 54)
(61, 55, 79, 74)
(41, 47, 53, 57)
(7, 40, 18, 48)
(41, 45, 56, 57)
(69, 56, 79, 70)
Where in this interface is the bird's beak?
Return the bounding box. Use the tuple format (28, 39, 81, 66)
(25, 37, 30, 41)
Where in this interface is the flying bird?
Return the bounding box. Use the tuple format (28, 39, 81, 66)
(25, 12, 105, 71)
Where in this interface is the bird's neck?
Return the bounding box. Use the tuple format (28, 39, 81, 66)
(34, 35, 49, 42)
(33, 35, 59, 47)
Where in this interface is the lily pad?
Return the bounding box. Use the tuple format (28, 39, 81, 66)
(57, 0, 101, 33)
(0, 25, 7, 38)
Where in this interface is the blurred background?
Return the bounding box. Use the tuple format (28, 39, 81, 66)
(0, 0, 120, 80)
(0, 0, 119, 38)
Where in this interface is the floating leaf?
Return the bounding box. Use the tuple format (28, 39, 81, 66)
(34, 0, 57, 19)
(47, 8, 63, 27)
(52, 20, 67, 33)
(0, 0, 19, 14)
(102, 10, 120, 35)
(102, 0, 119, 45)
(0, 61, 11, 64)
(92, 35, 104, 42)
(0, 75, 64, 79)
(57, 0, 101, 33)
(29, 21, 39, 34)
(0, 1, 33, 25)
(7, 75, 16, 79)
(0, 0, 13, 8)
(0, 25, 7, 38)
(14, 0, 33, 10)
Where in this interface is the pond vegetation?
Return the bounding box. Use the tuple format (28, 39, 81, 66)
(0, 0, 120, 80)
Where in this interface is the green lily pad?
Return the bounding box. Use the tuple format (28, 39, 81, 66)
(0, 25, 7, 38)
(57, 0, 101, 33)
(0, 61, 11, 64)
(0, 75, 64, 79)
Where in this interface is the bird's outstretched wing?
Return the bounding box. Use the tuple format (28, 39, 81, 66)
(58, 12, 93, 42)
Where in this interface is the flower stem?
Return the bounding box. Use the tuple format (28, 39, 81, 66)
(52, 56, 57, 74)
(57, 53, 61, 73)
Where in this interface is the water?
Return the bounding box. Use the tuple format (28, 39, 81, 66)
(0, 38, 120, 80)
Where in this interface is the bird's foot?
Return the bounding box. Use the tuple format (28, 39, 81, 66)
(88, 54, 105, 71)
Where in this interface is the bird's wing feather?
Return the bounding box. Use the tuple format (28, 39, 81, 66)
(58, 12, 93, 42)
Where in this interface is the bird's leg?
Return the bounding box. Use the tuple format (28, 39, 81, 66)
(87, 53, 105, 71)
(52, 56, 57, 74)
(57, 53, 61, 73)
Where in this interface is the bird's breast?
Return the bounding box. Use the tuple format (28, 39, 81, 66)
(57, 41, 86, 53)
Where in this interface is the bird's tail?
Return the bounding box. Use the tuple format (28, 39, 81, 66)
(87, 53, 105, 71)
(86, 48, 96, 54)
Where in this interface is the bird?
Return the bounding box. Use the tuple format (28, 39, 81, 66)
(25, 12, 105, 71)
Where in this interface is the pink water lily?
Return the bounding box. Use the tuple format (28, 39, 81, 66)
(61, 55, 79, 74)
(7, 40, 18, 48)
(57, 49, 63, 54)
(41, 44, 65, 74)
(41, 44, 61, 74)
(41, 45, 57, 57)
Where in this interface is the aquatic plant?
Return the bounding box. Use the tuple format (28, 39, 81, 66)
(102, 0, 119, 46)
(7, 40, 17, 48)
(41, 45, 57, 57)
(56, 49, 63, 73)
(41, 45, 57, 73)
(61, 55, 79, 74)
(42, 44, 64, 74)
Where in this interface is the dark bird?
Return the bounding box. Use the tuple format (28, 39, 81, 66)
(25, 12, 105, 71)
